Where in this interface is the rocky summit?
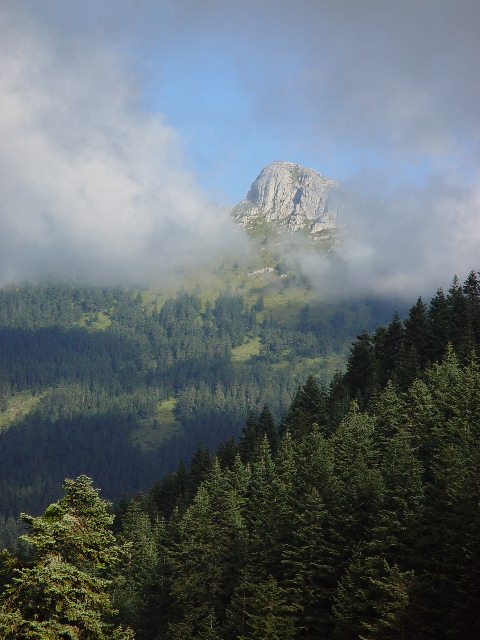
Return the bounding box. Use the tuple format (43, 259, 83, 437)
(232, 161, 337, 237)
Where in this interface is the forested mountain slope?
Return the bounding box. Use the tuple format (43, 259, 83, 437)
(110, 270, 480, 639)
(2, 271, 480, 639)
(0, 281, 396, 544)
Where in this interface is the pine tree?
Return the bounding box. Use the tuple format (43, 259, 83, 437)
(0, 475, 132, 640)
(137, 515, 175, 640)
(239, 414, 262, 463)
(281, 375, 328, 437)
(197, 608, 222, 640)
(271, 431, 297, 560)
(257, 405, 279, 452)
(169, 459, 246, 638)
(447, 275, 470, 359)
(427, 288, 450, 363)
(463, 270, 480, 343)
(415, 354, 480, 637)
(327, 372, 350, 431)
(404, 298, 429, 368)
(281, 486, 335, 638)
(332, 408, 384, 550)
(189, 445, 212, 496)
(114, 500, 158, 630)
(344, 334, 378, 408)
(238, 575, 296, 640)
(371, 382, 405, 452)
(376, 313, 405, 387)
(245, 437, 277, 580)
(333, 554, 413, 640)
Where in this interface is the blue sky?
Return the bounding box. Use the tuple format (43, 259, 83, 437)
(127, 0, 480, 202)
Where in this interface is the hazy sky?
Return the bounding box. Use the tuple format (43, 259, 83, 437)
(0, 1, 479, 293)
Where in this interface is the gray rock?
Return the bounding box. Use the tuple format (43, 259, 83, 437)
(232, 161, 337, 235)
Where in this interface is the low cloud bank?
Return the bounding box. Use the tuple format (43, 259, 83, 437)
(295, 174, 480, 300)
(0, 5, 246, 287)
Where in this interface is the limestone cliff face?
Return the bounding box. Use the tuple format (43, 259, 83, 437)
(232, 161, 337, 235)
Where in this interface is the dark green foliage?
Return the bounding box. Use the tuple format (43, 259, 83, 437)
(236, 575, 296, 640)
(0, 476, 132, 639)
(375, 313, 405, 387)
(3, 274, 480, 639)
(345, 333, 378, 407)
(80, 270, 480, 640)
(114, 500, 158, 630)
(333, 555, 413, 640)
(427, 288, 450, 363)
(404, 297, 429, 368)
(239, 406, 278, 462)
(168, 459, 246, 638)
(281, 374, 328, 437)
(0, 282, 402, 538)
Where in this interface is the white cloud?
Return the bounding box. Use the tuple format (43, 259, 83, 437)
(0, 5, 245, 286)
(296, 174, 480, 299)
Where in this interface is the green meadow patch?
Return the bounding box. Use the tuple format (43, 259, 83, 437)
(130, 397, 181, 452)
(0, 391, 42, 431)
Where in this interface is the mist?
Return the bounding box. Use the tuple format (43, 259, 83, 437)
(293, 173, 480, 300)
(0, 1, 479, 298)
(0, 4, 246, 287)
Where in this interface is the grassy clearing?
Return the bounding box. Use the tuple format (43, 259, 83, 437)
(77, 311, 112, 330)
(254, 281, 319, 328)
(298, 354, 345, 381)
(263, 353, 345, 385)
(0, 391, 42, 431)
(232, 337, 262, 364)
(130, 398, 182, 452)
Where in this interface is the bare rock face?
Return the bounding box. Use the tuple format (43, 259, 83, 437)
(232, 161, 337, 236)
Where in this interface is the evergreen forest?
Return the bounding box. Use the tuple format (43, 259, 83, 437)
(1, 272, 480, 637)
(0, 280, 396, 544)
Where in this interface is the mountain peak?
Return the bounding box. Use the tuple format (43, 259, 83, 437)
(232, 161, 337, 236)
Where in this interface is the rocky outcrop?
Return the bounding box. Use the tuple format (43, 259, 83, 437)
(232, 161, 337, 235)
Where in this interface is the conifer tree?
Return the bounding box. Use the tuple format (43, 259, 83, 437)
(327, 372, 350, 430)
(197, 608, 223, 640)
(344, 334, 378, 408)
(189, 445, 212, 496)
(244, 437, 277, 580)
(281, 486, 334, 638)
(0, 475, 132, 640)
(239, 414, 262, 463)
(331, 408, 384, 549)
(257, 405, 278, 452)
(427, 288, 450, 362)
(371, 382, 405, 452)
(280, 375, 327, 437)
(333, 554, 413, 640)
(414, 353, 480, 637)
(238, 575, 296, 640)
(271, 431, 297, 560)
(375, 313, 405, 387)
(169, 459, 246, 638)
(136, 515, 175, 640)
(114, 500, 158, 630)
(404, 297, 429, 368)
(463, 270, 480, 343)
(447, 275, 470, 358)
